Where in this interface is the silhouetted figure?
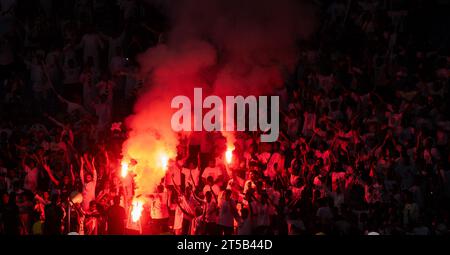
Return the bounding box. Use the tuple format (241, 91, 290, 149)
(106, 196, 126, 235)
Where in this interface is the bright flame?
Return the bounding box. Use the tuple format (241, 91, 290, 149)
(122, 131, 176, 197)
(121, 161, 129, 178)
(131, 199, 144, 223)
(160, 154, 169, 171)
(225, 147, 234, 164)
(222, 131, 235, 165)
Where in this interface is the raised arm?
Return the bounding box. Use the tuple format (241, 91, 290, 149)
(209, 186, 219, 203)
(80, 156, 85, 186)
(230, 200, 240, 220)
(188, 169, 197, 190)
(104, 150, 112, 180)
(34, 194, 47, 205)
(46, 114, 65, 128)
(91, 157, 97, 183)
(171, 174, 182, 195)
(175, 198, 195, 219)
(42, 163, 60, 186)
(192, 192, 206, 204)
(83, 154, 93, 173)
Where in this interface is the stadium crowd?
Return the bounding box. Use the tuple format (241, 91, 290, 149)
(0, 0, 449, 235)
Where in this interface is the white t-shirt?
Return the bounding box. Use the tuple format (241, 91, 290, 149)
(255, 203, 271, 227)
(150, 192, 169, 219)
(238, 218, 253, 235)
(204, 200, 218, 223)
(23, 166, 38, 192)
(218, 199, 236, 227)
(174, 196, 195, 230)
(82, 181, 96, 210)
(182, 168, 200, 188)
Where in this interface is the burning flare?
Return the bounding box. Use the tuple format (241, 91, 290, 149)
(223, 131, 235, 165)
(225, 146, 234, 164)
(160, 154, 169, 171)
(131, 199, 144, 223)
(121, 161, 129, 178)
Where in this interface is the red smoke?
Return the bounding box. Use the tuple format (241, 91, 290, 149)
(122, 0, 317, 196)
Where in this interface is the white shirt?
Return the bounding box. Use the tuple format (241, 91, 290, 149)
(182, 168, 200, 188)
(150, 192, 169, 219)
(82, 181, 96, 210)
(238, 218, 253, 235)
(218, 199, 236, 227)
(175, 196, 197, 226)
(82, 169, 97, 210)
(204, 200, 218, 223)
(23, 166, 38, 192)
(256, 203, 271, 227)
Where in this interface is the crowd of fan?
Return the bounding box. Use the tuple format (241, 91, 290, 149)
(0, 0, 449, 235)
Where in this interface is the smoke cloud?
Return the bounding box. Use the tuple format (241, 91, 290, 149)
(122, 0, 317, 196)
